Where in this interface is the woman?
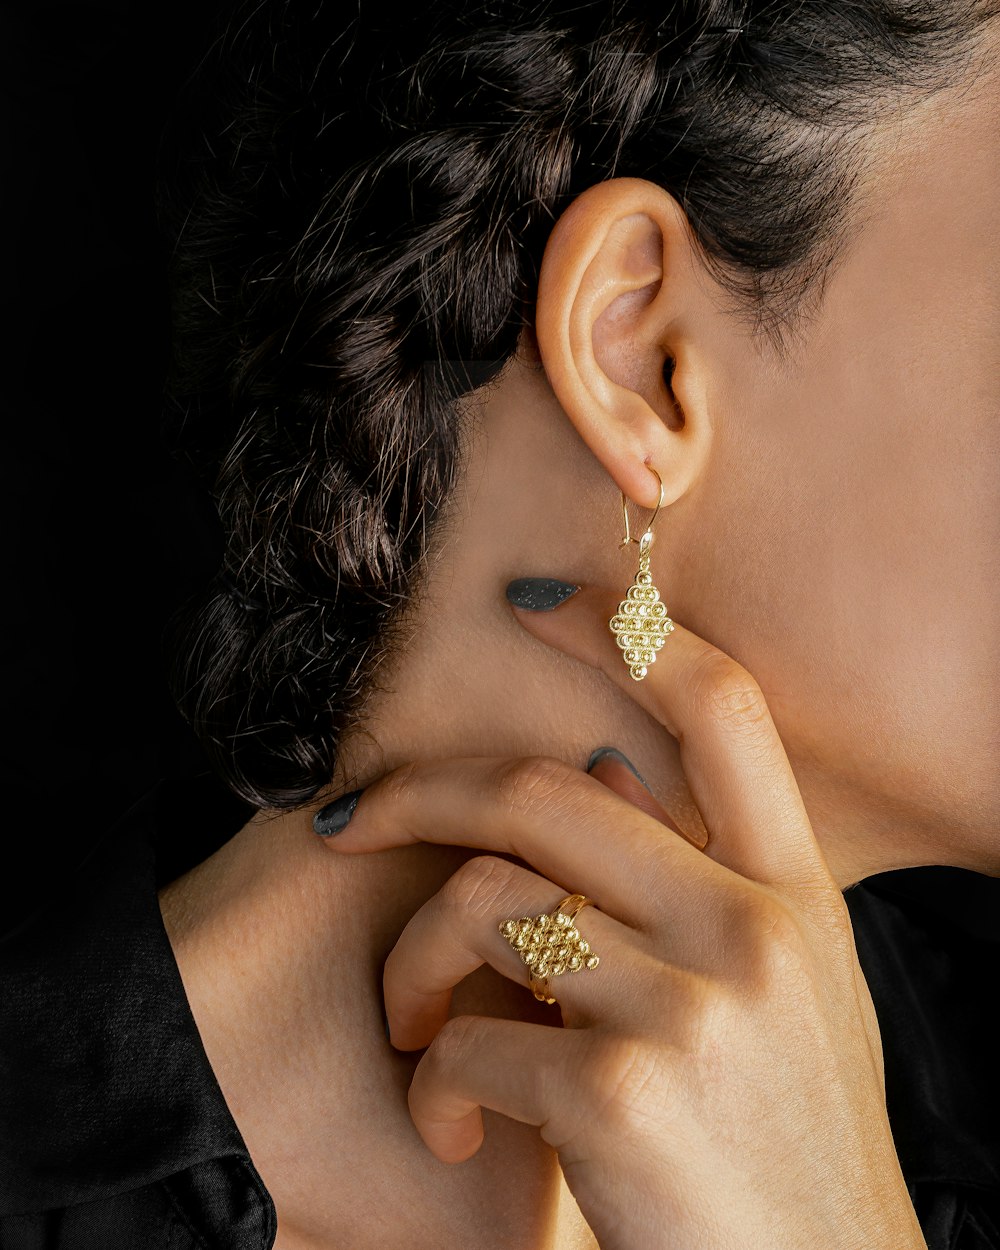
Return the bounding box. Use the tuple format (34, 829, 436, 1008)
(3, 0, 999, 1246)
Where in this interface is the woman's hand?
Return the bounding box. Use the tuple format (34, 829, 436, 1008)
(316, 585, 926, 1250)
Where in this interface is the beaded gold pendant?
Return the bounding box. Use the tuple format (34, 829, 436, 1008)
(609, 529, 674, 680)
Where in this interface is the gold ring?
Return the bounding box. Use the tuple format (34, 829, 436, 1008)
(498, 893, 600, 1005)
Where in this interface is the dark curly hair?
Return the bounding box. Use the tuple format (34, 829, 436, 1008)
(155, 0, 998, 810)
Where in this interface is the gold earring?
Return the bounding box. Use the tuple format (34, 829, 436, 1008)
(609, 465, 675, 681)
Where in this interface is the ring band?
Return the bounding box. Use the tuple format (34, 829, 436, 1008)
(498, 893, 600, 1005)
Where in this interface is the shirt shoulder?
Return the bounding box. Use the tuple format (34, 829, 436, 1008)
(0, 1158, 273, 1250)
(846, 871, 1000, 1195)
(0, 779, 276, 1249)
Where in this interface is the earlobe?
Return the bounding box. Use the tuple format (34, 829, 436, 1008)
(534, 177, 712, 512)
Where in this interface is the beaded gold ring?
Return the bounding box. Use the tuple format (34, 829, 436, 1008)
(498, 893, 600, 1005)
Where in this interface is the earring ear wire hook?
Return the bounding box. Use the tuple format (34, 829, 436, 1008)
(620, 465, 665, 548)
(610, 462, 674, 680)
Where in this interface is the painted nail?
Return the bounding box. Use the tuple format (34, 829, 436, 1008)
(382, 1006, 392, 1044)
(313, 788, 365, 837)
(505, 577, 580, 611)
(586, 746, 650, 790)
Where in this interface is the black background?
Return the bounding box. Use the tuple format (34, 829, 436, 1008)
(2, 0, 996, 939)
(2, 1, 232, 919)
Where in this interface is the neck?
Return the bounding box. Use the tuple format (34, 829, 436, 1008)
(313, 352, 971, 893)
(322, 591, 950, 899)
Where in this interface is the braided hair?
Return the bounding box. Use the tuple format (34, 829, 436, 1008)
(155, 0, 997, 809)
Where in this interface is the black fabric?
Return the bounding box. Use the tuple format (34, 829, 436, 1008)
(0, 1160, 269, 1250)
(0, 780, 275, 1249)
(844, 876, 1000, 1249)
(845, 879, 1000, 1191)
(0, 776, 997, 1249)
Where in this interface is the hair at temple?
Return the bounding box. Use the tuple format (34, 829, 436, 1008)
(155, 0, 999, 810)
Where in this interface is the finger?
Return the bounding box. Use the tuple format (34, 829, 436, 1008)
(509, 585, 834, 893)
(407, 1014, 592, 1163)
(384, 855, 650, 1050)
(318, 754, 722, 933)
(586, 750, 698, 844)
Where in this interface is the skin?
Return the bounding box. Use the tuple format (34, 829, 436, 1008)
(160, 28, 999, 1250)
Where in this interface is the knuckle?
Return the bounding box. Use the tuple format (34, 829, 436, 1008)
(730, 891, 811, 992)
(375, 758, 424, 808)
(424, 1013, 482, 1073)
(577, 1036, 668, 1132)
(663, 967, 726, 1055)
(494, 754, 580, 819)
(445, 855, 519, 919)
(689, 655, 768, 731)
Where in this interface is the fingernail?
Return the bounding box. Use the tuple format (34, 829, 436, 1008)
(505, 577, 580, 611)
(382, 1006, 391, 1044)
(586, 747, 649, 789)
(313, 788, 365, 837)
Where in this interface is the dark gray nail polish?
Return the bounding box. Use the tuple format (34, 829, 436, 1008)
(313, 788, 365, 837)
(586, 746, 649, 789)
(382, 1006, 391, 1044)
(505, 577, 580, 611)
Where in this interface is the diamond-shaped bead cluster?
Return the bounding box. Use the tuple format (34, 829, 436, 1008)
(609, 555, 674, 681)
(499, 911, 600, 978)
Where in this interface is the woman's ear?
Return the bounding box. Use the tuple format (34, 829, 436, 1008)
(534, 177, 714, 511)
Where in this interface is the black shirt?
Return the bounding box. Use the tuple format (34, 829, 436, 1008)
(2, 776, 999, 1249)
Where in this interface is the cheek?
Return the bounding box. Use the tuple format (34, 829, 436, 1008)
(671, 352, 1000, 847)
